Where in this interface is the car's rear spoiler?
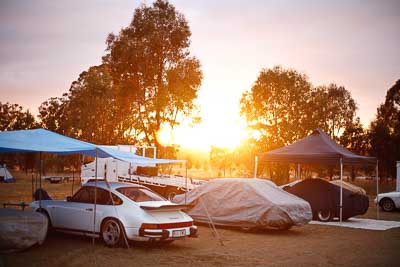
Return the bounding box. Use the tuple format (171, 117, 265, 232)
(140, 204, 190, 211)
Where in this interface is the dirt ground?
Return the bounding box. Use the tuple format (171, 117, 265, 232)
(1, 172, 400, 267)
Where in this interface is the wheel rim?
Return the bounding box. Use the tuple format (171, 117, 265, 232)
(318, 210, 331, 221)
(382, 200, 394, 211)
(102, 220, 121, 246)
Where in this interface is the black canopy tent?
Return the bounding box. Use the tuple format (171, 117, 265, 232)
(254, 128, 378, 222)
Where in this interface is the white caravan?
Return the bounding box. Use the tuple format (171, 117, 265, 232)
(81, 145, 204, 200)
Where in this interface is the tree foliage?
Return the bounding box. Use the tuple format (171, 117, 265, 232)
(38, 97, 66, 133)
(103, 0, 202, 149)
(369, 79, 400, 178)
(312, 84, 357, 140)
(339, 117, 369, 156)
(240, 66, 313, 151)
(209, 146, 234, 177)
(0, 102, 36, 131)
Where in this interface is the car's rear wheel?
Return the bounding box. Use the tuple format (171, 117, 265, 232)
(380, 198, 395, 212)
(317, 210, 332, 222)
(101, 219, 123, 247)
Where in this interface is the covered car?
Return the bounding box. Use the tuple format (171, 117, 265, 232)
(0, 209, 48, 253)
(173, 178, 312, 230)
(283, 178, 369, 221)
(330, 180, 367, 195)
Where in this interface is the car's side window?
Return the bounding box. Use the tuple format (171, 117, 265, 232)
(96, 188, 123, 205)
(72, 186, 122, 205)
(71, 187, 92, 203)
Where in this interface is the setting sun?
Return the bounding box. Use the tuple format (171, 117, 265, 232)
(157, 117, 248, 151)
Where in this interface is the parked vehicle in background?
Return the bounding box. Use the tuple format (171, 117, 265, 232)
(173, 178, 312, 231)
(81, 157, 205, 200)
(375, 192, 400, 212)
(283, 178, 369, 222)
(81, 145, 205, 200)
(30, 182, 198, 247)
(376, 161, 400, 212)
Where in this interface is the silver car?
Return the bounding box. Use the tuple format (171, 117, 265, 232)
(30, 181, 197, 247)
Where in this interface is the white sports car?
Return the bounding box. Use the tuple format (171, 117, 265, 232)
(375, 192, 400, 212)
(30, 181, 197, 247)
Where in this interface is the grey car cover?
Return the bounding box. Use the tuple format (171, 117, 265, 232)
(173, 178, 312, 229)
(0, 209, 48, 253)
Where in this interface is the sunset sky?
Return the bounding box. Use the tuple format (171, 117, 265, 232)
(1, 0, 399, 149)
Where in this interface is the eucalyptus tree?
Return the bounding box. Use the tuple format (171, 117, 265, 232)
(240, 66, 313, 151)
(103, 0, 202, 150)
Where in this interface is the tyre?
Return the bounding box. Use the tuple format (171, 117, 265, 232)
(101, 218, 124, 247)
(317, 210, 332, 222)
(380, 198, 395, 212)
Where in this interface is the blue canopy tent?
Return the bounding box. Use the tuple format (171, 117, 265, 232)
(0, 128, 186, 247)
(254, 128, 379, 222)
(0, 128, 185, 163)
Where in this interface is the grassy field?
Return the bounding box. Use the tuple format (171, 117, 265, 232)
(1, 171, 400, 267)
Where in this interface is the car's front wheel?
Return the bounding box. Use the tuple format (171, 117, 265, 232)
(380, 198, 395, 212)
(101, 219, 124, 247)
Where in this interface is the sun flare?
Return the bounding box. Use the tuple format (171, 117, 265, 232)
(156, 119, 248, 151)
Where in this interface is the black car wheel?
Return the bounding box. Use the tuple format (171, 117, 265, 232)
(317, 210, 332, 222)
(101, 219, 123, 247)
(380, 198, 395, 212)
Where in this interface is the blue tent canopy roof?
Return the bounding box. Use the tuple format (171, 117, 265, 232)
(258, 128, 376, 165)
(0, 128, 96, 154)
(0, 129, 184, 165)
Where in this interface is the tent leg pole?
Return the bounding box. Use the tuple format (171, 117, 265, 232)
(254, 156, 258, 178)
(340, 157, 343, 224)
(93, 149, 98, 245)
(31, 172, 34, 201)
(39, 152, 42, 209)
(376, 161, 379, 220)
(71, 163, 75, 196)
(185, 161, 188, 205)
(297, 164, 301, 180)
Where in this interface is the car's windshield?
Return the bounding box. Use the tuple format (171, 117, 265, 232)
(116, 187, 165, 202)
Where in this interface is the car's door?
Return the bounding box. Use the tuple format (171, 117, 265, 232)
(51, 186, 96, 231)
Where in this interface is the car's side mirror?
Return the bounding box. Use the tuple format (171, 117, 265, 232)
(66, 196, 72, 202)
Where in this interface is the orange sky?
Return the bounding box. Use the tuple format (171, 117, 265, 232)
(1, 0, 399, 150)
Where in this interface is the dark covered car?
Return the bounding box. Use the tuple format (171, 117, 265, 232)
(283, 178, 369, 221)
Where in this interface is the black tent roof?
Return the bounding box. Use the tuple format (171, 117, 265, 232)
(258, 128, 376, 165)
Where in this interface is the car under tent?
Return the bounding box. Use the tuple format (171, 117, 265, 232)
(254, 128, 378, 222)
(0, 128, 187, 251)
